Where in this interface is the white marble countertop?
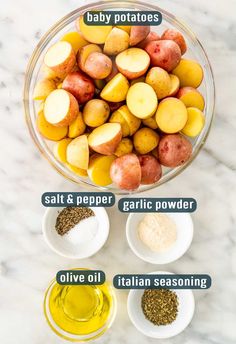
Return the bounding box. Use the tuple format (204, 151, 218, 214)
(0, 0, 236, 343)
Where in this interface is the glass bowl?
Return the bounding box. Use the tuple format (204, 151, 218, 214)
(24, 0, 215, 195)
(44, 271, 117, 342)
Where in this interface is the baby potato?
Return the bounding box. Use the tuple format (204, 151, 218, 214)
(77, 16, 112, 44)
(66, 163, 88, 177)
(77, 43, 102, 71)
(139, 154, 162, 185)
(133, 127, 160, 154)
(172, 59, 203, 88)
(158, 134, 192, 167)
(145, 40, 181, 72)
(101, 73, 129, 102)
(115, 138, 133, 157)
(182, 107, 205, 137)
(37, 109, 68, 141)
(161, 29, 187, 55)
(109, 109, 130, 137)
(146, 67, 171, 99)
(68, 112, 86, 138)
(156, 97, 188, 133)
(142, 116, 158, 130)
(84, 52, 112, 79)
(104, 27, 129, 55)
(53, 138, 72, 162)
(116, 26, 131, 34)
(137, 31, 161, 49)
(33, 79, 56, 101)
(83, 99, 110, 127)
(118, 105, 141, 135)
(60, 31, 89, 53)
(129, 26, 150, 46)
(177, 86, 205, 111)
(88, 154, 116, 186)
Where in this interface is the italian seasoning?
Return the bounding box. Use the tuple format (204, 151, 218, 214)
(55, 207, 95, 236)
(141, 289, 178, 326)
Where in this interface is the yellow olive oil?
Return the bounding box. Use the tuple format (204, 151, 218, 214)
(48, 283, 113, 335)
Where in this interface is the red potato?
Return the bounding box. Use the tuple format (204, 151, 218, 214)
(110, 153, 141, 190)
(84, 52, 112, 79)
(62, 71, 95, 104)
(77, 44, 102, 71)
(145, 40, 181, 72)
(130, 26, 150, 46)
(44, 89, 79, 127)
(158, 134, 192, 167)
(137, 31, 161, 49)
(44, 41, 76, 78)
(139, 155, 162, 185)
(161, 29, 187, 55)
(88, 123, 122, 155)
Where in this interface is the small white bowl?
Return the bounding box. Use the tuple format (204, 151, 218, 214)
(127, 271, 195, 339)
(126, 213, 193, 264)
(42, 207, 109, 259)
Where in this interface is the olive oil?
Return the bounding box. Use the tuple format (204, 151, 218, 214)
(48, 283, 113, 335)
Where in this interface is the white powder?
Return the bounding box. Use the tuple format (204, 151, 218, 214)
(63, 216, 98, 245)
(138, 214, 177, 252)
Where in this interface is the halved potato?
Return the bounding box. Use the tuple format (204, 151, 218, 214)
(129, 26, 150, 46)
(100, 73, 129, 102)
(66, 163, 88, 177)
(182, 107, 205, 137)
(44, 41, 76, 78)
(44, 89, 79, 127)
(109, 109, 130, 137)
(68, 112, 86, 138)
(53, 138, 72, 162)
(88, 123, 122, 155)
(77, 43, 102, 71)
(104, 27, 129, 55)
(37, 109, 68, 141)
(33, 79, 56, 100)
(60, 31, 89, 53)
(127, 82, 158, 119)
(88, 154, 116, 186)
(77, 16, 112, 44)
(66, 135, 89, 169)
(116, 48, 150, 79)
(168, 74, 180, 96)
(118, 105, 141, 135)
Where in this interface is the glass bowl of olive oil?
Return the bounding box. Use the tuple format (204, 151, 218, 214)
(44, 273, 117, 341)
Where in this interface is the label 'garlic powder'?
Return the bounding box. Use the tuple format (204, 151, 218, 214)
(138, 214, 177, 252)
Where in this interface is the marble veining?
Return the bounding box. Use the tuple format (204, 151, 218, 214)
(0, 0, 236, 343)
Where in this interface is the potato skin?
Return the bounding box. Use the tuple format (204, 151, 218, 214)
(158, 134, 192, 167)
(137, 31, 160, 49)
(161, 29, 187, 55)
(133, 127, 160, 154)
(83, 99, 110, 127)
(62, 71, 95, 104)
(130, 26, 150, 46)
(84, 52, 112, 79)
(145, 40, 181, 72)
(110, 153, 141, 190)
(138, 155, 162, 184)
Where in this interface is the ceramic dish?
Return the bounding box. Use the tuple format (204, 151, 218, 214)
(42, 206, 109, 259)
(127, 271, 195, 338)
(126, 212, 193, 264)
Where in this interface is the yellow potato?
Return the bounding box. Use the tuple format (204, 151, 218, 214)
(66, 135, 89, 169)
(133, 127, 160, 154)
(83, 99, 110, 127)
(66, 163, 88, 177)
(77, 16, 112, 44)
(172, 59, 203, 88)
(114, 138, 133, 157)
(60, 31, 89, 53)
(77, 44, 102, 71)
(109, 110, 130, 137)
(116, 26, 131, 34)
(126, 82, 158, 119)
(145, 67, 171, 99)
(104, 27, 129, 56)
(37, 108, 68, 141)
(100, 73, 129, 102)
(182, 107, 205, 137)
(33, 79, 56, 100)
(118, 105, 141, 135)
(57, 82, 63, 89)
(53, 138, 72, 162)
(68, 112, 86, 138)
(88, 154, 116, 186)
(177, 87, 205, 111)
(142, 116, 158, 129)
(156, 97, 188, 133)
